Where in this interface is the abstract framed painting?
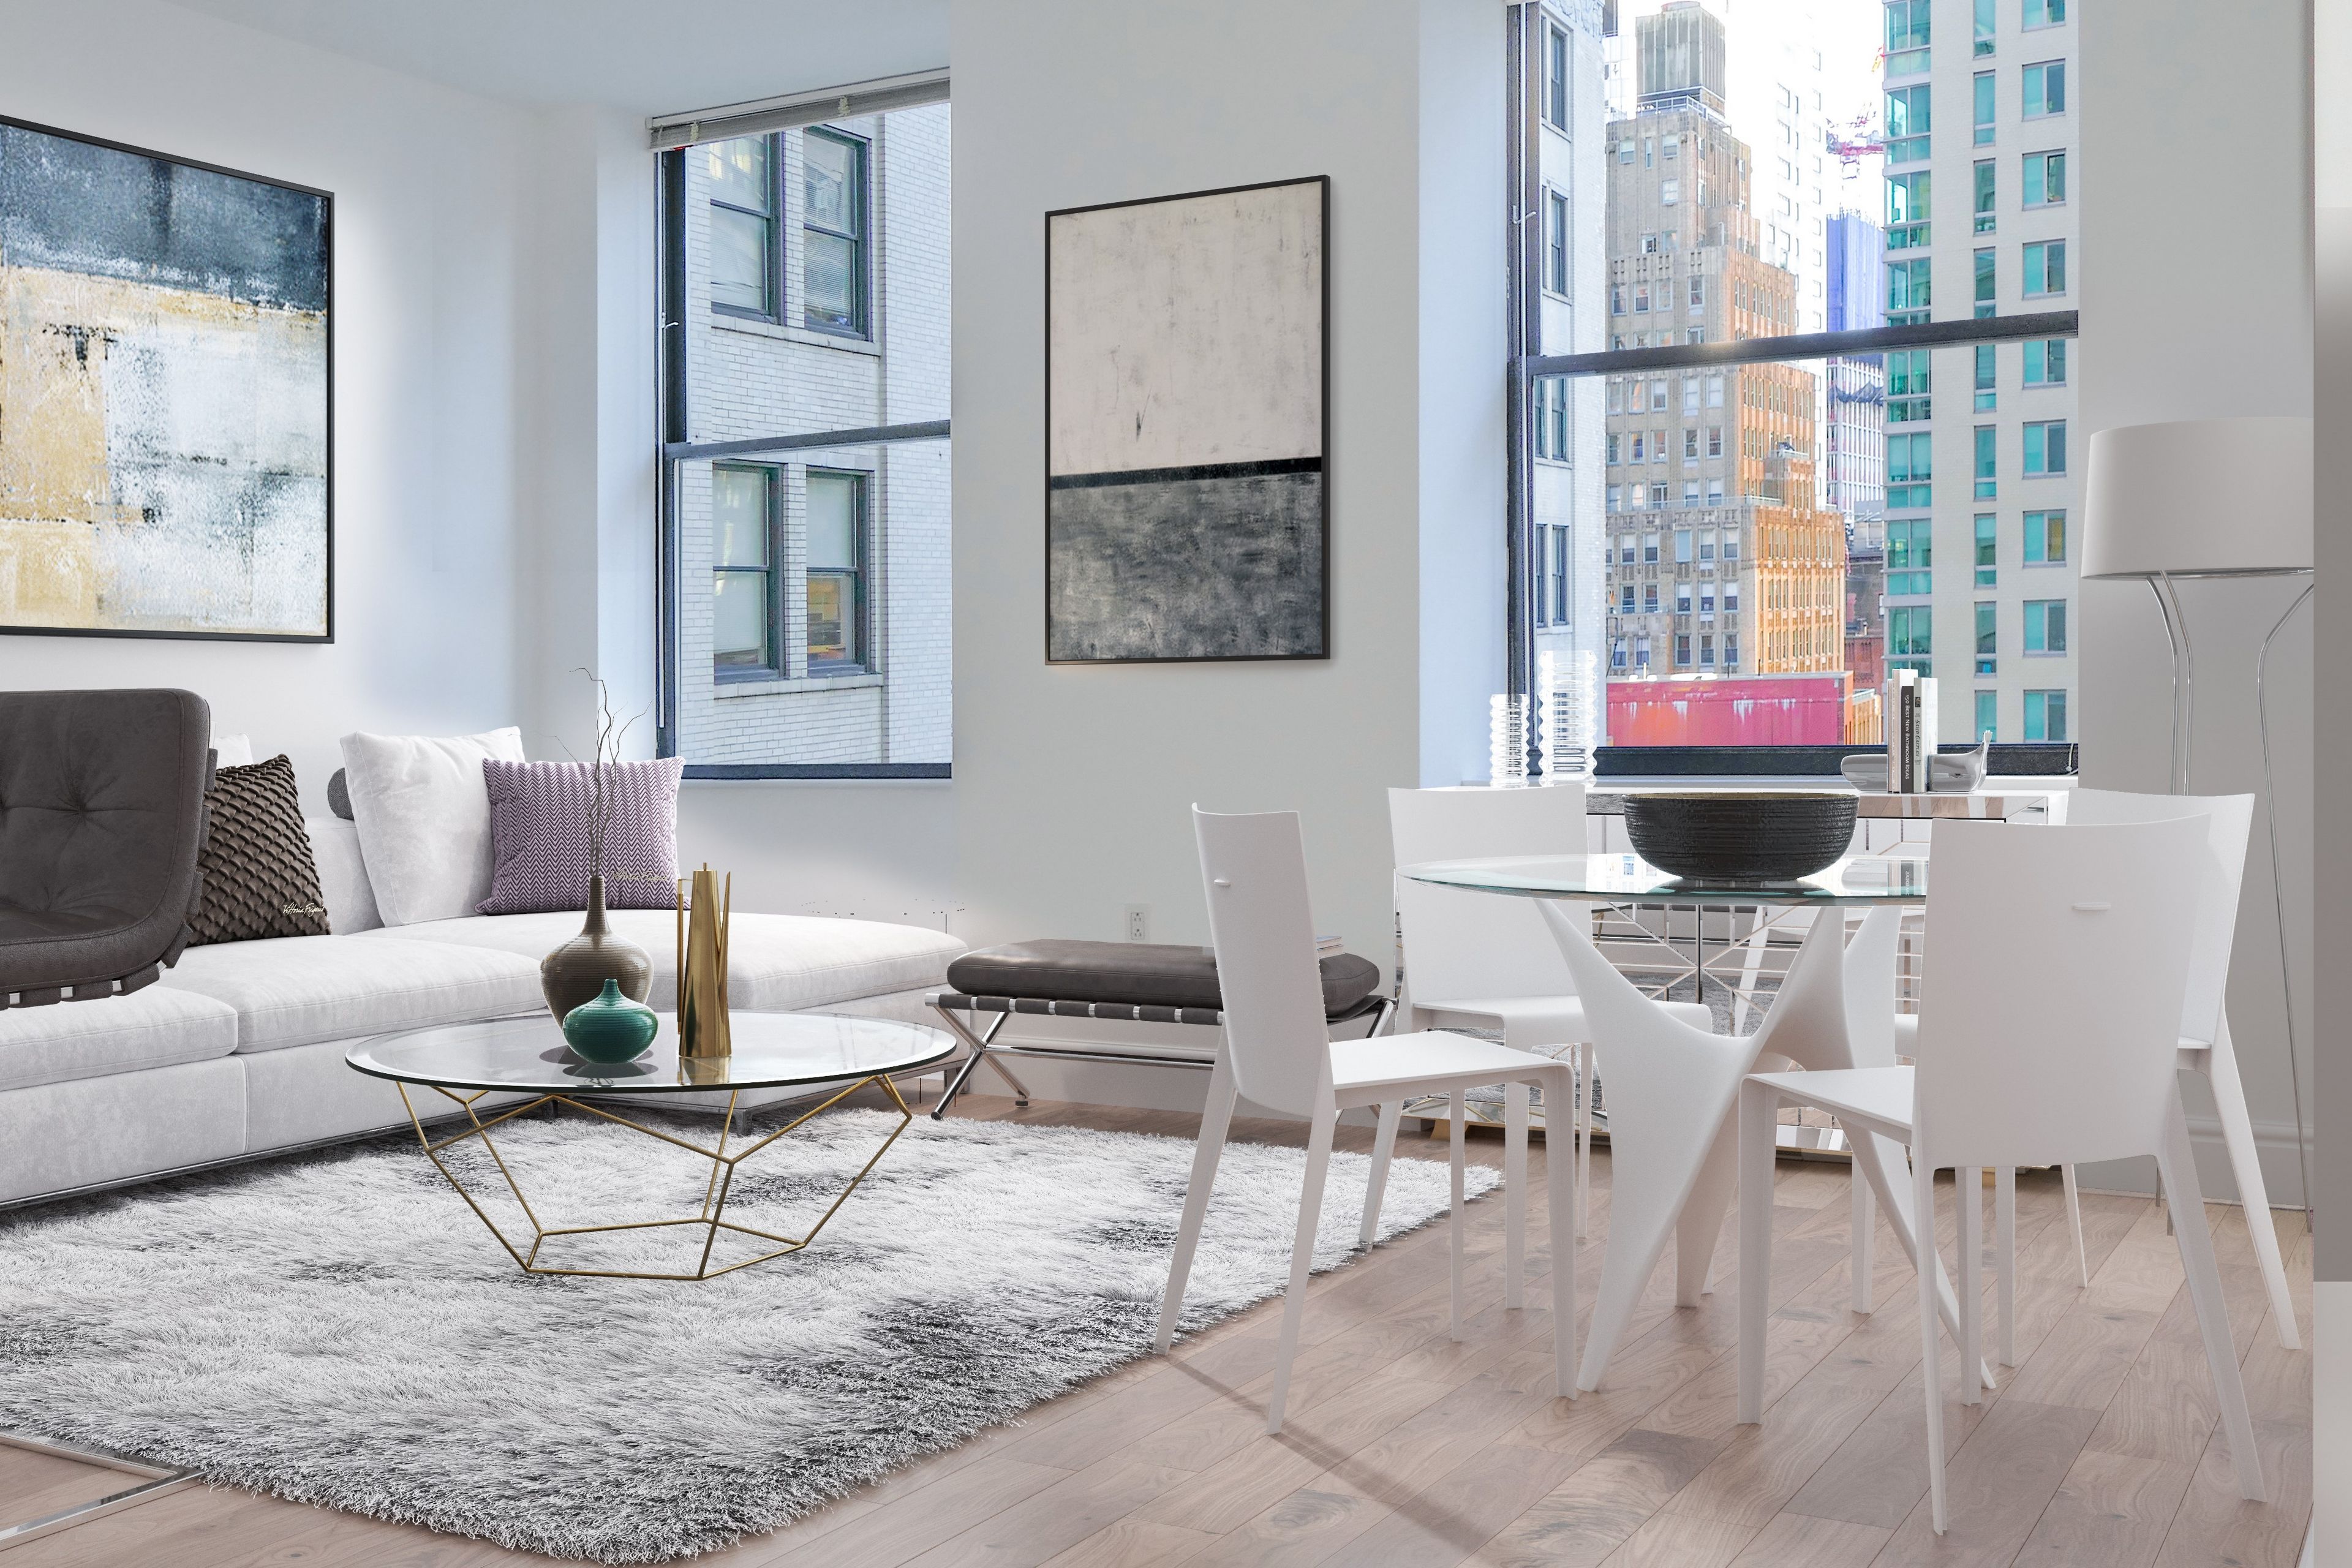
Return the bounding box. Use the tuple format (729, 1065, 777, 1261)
(0, 116, 331, 643)
(1046, 175, 1328, 663)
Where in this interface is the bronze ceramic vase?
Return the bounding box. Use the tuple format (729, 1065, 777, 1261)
(541, 874, 654, 1022)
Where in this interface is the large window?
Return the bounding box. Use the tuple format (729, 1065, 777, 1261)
(656, 86, 950, 778)
(1507, 1, 2079, 767)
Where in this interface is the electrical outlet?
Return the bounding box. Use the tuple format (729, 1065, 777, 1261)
(1123, 904, 1150, 943)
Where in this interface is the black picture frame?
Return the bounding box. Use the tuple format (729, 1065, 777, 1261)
(1044, 174, 1330, 665)
(0, 113, 333, 645)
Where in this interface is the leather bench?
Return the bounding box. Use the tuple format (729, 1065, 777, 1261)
(926, 939, 1392, 1116)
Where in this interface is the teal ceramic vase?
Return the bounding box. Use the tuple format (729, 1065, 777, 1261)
(562, 979, 660, 1064)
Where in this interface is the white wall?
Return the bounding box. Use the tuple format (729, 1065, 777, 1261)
(0, 0, 540, 814)
(2078, 0, 2316, 1206)
(948, 0, 1506, 978)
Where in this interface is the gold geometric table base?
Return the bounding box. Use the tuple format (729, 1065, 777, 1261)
(397, 1071, 915, 1281)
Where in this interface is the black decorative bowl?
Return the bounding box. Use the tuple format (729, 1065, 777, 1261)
(1620, 792, 1858, 886)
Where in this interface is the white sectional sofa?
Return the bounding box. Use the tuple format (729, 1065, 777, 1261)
(0, 816, 965, 1207)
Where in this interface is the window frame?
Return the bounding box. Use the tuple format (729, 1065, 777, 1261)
(710, 460, 782, 679)
(803, 466, 873, 674)
(2022, 59, 2067, 119)
(1544, 187, 1571, 296)
(801, 126, 873, 339)
(655, 121, 951, 782)
(1544, 23, 1570, 130)
(707, 134, 783, 323)
(1512, 311, 2081, 777)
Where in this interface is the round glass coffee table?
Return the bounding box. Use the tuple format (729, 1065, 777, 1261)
(347, 1011, 956, 1281)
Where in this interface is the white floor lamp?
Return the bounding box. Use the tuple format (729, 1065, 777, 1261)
(2082, 415, 2315, 1226)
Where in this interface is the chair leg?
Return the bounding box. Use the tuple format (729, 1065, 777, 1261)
(1851, 1150, 1875, 1315)
(1577, 1041, 1595, 1241)
(1505, 1080, 1529, 1311)
(1154, 1043, 1238, 1352)
(1958, 1168, 1983, 1406)
(2061, 1163, 2089, 1287)
(1265, 1101, 1338, 1436)
(1544, 1066, 1577, 1400)
(1359, 1100, 1403, 1249)
(1995, 1167, 2017, 1367)
(1850, 1130, 1995, 1390)
(2205, 1021, 2301, 1349)
(2155, 1086, 2268, 1502)
(1738, 1079, 1779, 1425)
(1450, 1088, 1468, 1340)
(1916, 1153, 1949, 1536)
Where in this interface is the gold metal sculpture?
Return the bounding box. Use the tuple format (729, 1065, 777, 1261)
(676, 865, 732, 1058)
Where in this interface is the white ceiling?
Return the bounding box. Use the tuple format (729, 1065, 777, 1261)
(162, 0, 950, 116)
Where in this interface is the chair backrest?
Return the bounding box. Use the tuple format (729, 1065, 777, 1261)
(2060, 788, 2253, 1047)
(1913, 817, 2204, 1171)
(1389, 785, 1587, 1006)
(0, 688, 212, 1003)
(1194, 807, 1336, 1119)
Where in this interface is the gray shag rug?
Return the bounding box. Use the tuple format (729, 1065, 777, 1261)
(0, 1109, 1496, 1562)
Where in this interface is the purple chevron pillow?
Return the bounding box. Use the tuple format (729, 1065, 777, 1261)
(477, 758, 684, 915)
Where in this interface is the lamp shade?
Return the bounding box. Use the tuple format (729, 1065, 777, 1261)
(2081, 416, 2313, 579)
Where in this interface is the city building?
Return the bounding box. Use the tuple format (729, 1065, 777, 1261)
(1826, 208, 1888, 738)
(1880, 0, 2078, 742)
(1526, 0, 1611, 759)
(670, 107, 952, 767)
(1601, 2, 1847, 741)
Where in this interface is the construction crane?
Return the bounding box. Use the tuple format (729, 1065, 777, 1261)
(1826, 111, 1885, 178)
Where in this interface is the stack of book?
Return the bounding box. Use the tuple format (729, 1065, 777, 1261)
(1884, 672, 1939, 794)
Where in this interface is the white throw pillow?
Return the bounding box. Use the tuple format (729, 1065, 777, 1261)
(304, 816, 383, 933)
(211, 733, 254, 766)
(338, 728, 526, 926)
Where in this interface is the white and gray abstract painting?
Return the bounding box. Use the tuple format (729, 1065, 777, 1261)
(0, 120, 330, 640)
(1046, 178, 1326, 662)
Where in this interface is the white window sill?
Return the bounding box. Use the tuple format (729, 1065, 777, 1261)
(710, 315, 882, 356)
(714, 671, 886, 698)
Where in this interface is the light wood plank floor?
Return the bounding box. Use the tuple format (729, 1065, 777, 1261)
(0, 1089, 2313, 1567)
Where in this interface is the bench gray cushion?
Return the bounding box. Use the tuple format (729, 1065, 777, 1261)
(945, 940, 1381, 1017)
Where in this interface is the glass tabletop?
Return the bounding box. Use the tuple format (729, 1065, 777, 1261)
(1400, 852, 1930, 906)
(346, 1011, 958, 1094)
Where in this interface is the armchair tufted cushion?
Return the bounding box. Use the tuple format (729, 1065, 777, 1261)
(0, 690, 213, 1007)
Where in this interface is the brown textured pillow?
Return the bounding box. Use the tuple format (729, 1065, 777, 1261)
(189, 755, 331, 945)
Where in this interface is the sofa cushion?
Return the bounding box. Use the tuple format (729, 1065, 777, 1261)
(338, 727, 527, 927)
(362, 910, 963, 1012)
(0, 984, 240, 1091)
(478, 758, 682, 914)
(307, 817, 382, 934)
(190, 756, 331, 946)
(162, 935, 541, 1053)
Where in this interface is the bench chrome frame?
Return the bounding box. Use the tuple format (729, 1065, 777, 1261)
(925, 992, 1397, 1118)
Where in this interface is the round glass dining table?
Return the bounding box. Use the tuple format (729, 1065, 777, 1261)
(1397, 850, 1946, 1395)
(1401, 851, 1928, 1014)
(1399, 852, 1929, 907)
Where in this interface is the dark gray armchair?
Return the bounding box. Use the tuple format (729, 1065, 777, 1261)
(0, 690, 212, 1008)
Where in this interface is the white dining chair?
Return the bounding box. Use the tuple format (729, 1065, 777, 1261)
(1883, 789, 2297, 1359)
(1536, 895, 1988, 1393)
(1736, 815, 2266, 1534)
(1155, 807, 1578, 1433)
(1387, 786, 1714, 1271)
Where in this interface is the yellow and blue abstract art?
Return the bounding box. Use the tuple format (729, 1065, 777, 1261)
(0, 118, 329, 641)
